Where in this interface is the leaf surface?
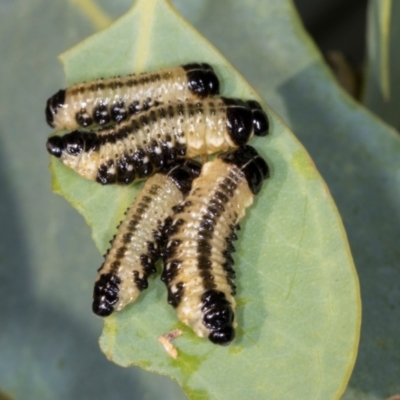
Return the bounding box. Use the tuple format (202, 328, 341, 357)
(178, 1, 400, 398)
(50, 1, 360, 399)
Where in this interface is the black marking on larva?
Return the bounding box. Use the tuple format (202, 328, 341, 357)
(46, 131, 99, 158)
(46, 64, 222, 129)
(183, 62, 220, 97)
(161, 259, 181, 284)
(142, 98, 151, 111)
(167, 161, 201, 195)
(168, 282, 184, 308)
(197, 253, 216, 292)
(162, 148, 270, 344)
(224, 101, 253, 146)
(122, 232, 133, 243)
(109, 260, 121, 273)
(140, 254, 156, 275)
(245, 100, 269, 137)
(94, 160, 201, 314)
(219, 145, 270, 194)
(45, 89, 65, 127)
(224, 240, 236, 254)
(76, 109, 93, 127)
(46, 136, 63, 158)
(164, 239, 181, 259)
(93, 104, 111, 125)
(214, 190, 229, 204)
(201, 289, 235, 345)
(111, 100, 127, 123)
(92, 273, 121, 317)
(219, 177, 238, 197)
(165, 218, 184, 236)
(97, 161, 116, 185)
(146, 241, 159, 260)
(116, 155, 136, 185)
(197, 239, 212, 256)
(50, 99, 267, 185)
(115, 246, 127, 259)
(129, 100, 140, 115)
(147, 139, 164, 168)
(133, 271, 149, 291)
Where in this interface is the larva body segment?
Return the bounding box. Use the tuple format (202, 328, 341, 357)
(92, 160, 202, 317)
(46, 63, 220, 130)
(46, 98, 269, 185)
(162, 146, 270, 345)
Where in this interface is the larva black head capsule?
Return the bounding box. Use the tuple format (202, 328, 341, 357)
(183, 63, 220, 98)
(45, 89, 66, 128)
(246, 100, 269, 137)
(92, 273, 121, 317)
(222, 97, 254, 146)
(219, 145, 270, 194)
(201, 290, 236, 346)
(166, 159, 202, 195)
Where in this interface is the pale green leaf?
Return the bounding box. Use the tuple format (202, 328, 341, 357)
(50, 1, 360, 399)
(181, 1, 400, 399)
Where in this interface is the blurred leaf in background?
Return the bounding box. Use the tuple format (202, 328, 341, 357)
(364, 0, 400, 132)
(0, 0, 399, 399)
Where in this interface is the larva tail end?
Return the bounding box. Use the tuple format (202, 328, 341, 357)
(46, 135, 63, 158)
(209, 326, 235, 346)
(92, 299, 114, 317)
(201, 290, 235, 345)
(92, 273, 120, 317)
(246, 100, 269, 137)
(45, 89, 66, 128)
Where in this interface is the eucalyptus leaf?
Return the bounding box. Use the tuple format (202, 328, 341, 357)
(177, 1, 400, 399)
(0, 1, 185, 399)
(50, 1, 360, 399)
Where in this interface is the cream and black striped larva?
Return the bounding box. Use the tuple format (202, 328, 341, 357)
(161, 145, 270, 345)
(46, 63, 220, 130)
(46, 98, 269, 185)
(92, 159, 202, 317)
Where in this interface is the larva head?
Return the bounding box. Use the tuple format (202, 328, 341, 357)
(219, 145, 270, 194)
(222, 97, 253, 146)
(45, 89, 66, 128)
(245, 100, 270, 137)
(92, 273, 121, 317)
(46, 131, 99, 158)
(167, 159, 202, 195)
(201, 290, 236, 345)
(183, 63, 220, 98)
(223, 98, 270, 146)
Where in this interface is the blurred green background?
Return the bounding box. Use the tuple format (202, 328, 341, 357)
(0, 1, 399, 399)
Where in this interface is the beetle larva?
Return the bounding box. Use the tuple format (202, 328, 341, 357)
(46, 98, 269, 185)
(45, 63, 220, 130)
(161, 145, 269, 345)
(92, 159, 202, 317)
